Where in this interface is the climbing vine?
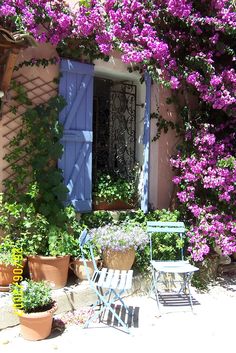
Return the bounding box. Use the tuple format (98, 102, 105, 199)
(4, 84, 69, 226)
(14, 56, 60, 71)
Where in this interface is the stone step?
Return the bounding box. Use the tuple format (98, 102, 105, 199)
(0, 272, 150, 330)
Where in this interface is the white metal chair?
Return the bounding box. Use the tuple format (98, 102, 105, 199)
(147, 221, 199, 313)
(79, 229, 133, 333)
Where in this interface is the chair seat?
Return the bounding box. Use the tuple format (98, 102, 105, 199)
(151, 260, 199, 274)
(92, 268, 133, 290)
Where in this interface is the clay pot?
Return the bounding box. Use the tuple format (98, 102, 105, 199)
(28, 255, 70, 289)
(102, 248, 135, 270)
(0, 260, 27, 291)
(19, 302, 57, 341)
(69, 258, 96, 281)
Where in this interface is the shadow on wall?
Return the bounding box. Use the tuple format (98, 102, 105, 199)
(158, 86, 181, 209)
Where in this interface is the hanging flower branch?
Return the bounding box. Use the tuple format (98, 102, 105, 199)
(14, 56, 60, 71)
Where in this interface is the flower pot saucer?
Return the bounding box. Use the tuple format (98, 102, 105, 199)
(0, 285, 10, 292)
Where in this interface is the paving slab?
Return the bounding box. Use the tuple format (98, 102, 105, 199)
(0, 274, 235, 353)
(0, 272, 149, 330)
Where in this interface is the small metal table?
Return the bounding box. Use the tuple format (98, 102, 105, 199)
(151, 260, 199, 313)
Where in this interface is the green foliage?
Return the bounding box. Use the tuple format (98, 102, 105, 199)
(20, 221, 79, 257)
(11, 81, 32, 106)
(47, 225, 78, 257)
(151, 110, 181, 141)
(93, 172, 137, 205)
(217, 156, 235, 169)
(72, 241, 99, 260)
(11, 280, 54, 313)
(0, 197, 80, 257)
(0, 235, 23, 266)
(14, 57, 59, 71)
(0, 196, 49, 255)
(65, 206, 83, 234)
(80, 211, 113, 229)
(4, 93, 68, 226)
(134, 209, 183, 272)
(57, 37, 108, 63)
(117, 209, 147, 224)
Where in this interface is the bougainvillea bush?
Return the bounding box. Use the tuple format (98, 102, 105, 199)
(0, 1, 235, 113)
(0, 0, 235, 261)
(171, 121, 236, 261)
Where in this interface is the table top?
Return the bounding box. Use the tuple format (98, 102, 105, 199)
(151, 260, 199, 273)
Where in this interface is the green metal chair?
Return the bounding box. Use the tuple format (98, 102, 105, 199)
(147, 221, 199, 313)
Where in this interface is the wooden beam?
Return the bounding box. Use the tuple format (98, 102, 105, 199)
(1, 48, 19, 92)
(0, 49, 10, 65)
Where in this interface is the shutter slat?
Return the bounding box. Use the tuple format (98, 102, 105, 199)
(62, 131, 93, 143)
(64, 75, 91, 130)
(67, 143, 90, 196)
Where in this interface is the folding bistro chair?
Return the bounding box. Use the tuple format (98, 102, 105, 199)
(147, 221, 199, 313)
(79, 229, 133, 333)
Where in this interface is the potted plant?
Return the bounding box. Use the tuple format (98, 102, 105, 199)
(69, 235, 100, 281)
(90, 222, 149, 270)
(0, 236, 27, 291)
(0, 198, 78, 289)
(27, 225, 77, 289)
(11, 279, 57, 341)
(93, 172, 137, 210)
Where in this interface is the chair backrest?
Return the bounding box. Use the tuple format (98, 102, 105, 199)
(147, 221, 185, 261)
(79, 229, 99, 280)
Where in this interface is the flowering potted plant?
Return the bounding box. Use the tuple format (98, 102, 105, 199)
(10, 279, 57, 341)
(90, 223, 149, 270)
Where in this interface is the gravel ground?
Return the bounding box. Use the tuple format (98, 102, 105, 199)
(0, 274, 236, 353)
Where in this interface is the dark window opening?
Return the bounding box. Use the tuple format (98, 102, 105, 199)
(93, 77, 137, 182)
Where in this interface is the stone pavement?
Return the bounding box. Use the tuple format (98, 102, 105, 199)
(0, 275, 236, 353)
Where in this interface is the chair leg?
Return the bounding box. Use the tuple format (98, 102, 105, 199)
(84, 287, 130, 333)
(85, 301, 130, 333)
(186, 273, 195, 312)
(111, 289, 131, 314)
(178, 273, 195, 312)
(150, 269, 161, 314)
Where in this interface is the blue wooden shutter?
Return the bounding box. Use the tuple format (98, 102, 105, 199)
(58, 59, 94, 212)
(141, 73, 151, 213)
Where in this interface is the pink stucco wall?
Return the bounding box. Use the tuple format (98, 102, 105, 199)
(149, 85, 179, 210)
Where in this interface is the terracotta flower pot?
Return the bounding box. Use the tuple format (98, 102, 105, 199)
(102, 248, 135, 270)
(0, 259, 27, 291)
(19, 302, 57, 341)
(28, 255, 70, 289)
(69, 258, 96, 281)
